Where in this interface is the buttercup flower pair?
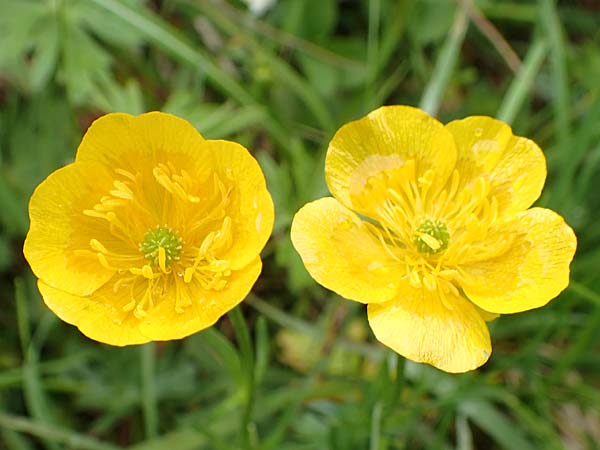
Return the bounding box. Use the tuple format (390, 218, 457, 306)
(291, 105, 576, 372)
(25, 106, 576, 373)
(24, 112, 274, 346)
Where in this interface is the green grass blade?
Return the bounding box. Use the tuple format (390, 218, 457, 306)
(419, 7, 468, 116)
(0, 414, 120, 450)
(229, 307, 256, 449)
(497, 38, 548, 125)
(460, 400, 537, 450)
(89, 0, 254, 106)
(369, 401, 383, 450)
(140, 343, 158, 438)
(538, 0, 571, 147)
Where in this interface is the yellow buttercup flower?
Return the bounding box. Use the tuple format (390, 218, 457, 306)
(291, 105, 576, 373)
(24, 112, 274, 346)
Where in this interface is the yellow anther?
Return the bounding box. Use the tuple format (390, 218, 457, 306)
(438, 269, 459, 279)
(417, 232, 442, 251)
(184, 267, 194, 283)
(115, 168, 136, 181)
(417, 169, 435, 188)
(409, 270, 422, 288)
(141, 264, 154, 279)
(97, 253, 112, 270)
(90, 239, 108, 254)
(200, 232, 216, 255)
(83, 209, 105, 219)
(213, 279, 227, 290)
(122, 300, 136, 312)
(134, 306, 147, 319)
(423, 274, 437, 292)
(158, 246, 167, 272)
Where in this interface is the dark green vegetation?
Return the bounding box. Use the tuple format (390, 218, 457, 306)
(1, 0, 599, 448)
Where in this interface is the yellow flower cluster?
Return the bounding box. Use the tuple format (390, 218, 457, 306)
(24, 106, 576, 373)
(24, 112, 273, 345)
(291, 106, 576, 373)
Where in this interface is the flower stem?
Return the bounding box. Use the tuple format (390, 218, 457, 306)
(419, 6, 468, 116)
(140, 343, 158, 438)
(229, 306, 256, 449)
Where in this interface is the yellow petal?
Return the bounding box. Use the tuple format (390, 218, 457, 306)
(138, 257, 262, 341)
(461, 207, 576, 314)
(75, 111, 205, 169)
(325, 105, 457, 211)
(38, 281, 150, 346)
(291, 197, 406, 304)
(202, 140, 274, 270)
(445, 116, 546, 216)
(368, 290, 491, 373)
(24, 162, 116, 296)
(474, 305, 500, 322)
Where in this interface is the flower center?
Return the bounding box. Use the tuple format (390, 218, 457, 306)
(139, 226, 183, 269)
(414, 219, 449, 254)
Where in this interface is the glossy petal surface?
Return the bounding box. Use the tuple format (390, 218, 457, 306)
(445, 116, 546, 216)
(24, 161, 115, 296)
(202, 140, 274, 270)
(291, 197, 406, 304)
(326, 105, 457, 212)
(368, 289, 491, 373)
(39, 281, 149, 346)
(139, 257, 262, 340)
(462, 208, 577, 314)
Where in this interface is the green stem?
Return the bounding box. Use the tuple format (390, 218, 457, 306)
(497, 38, 548, 124)
(364, 0, 381, 111)
(419, 6, 468, 116)
(140, 343, 158, 438)
(369, 401, 383, 450)
(0, 413, 120, 450)
(538, 0, 570, 148)
(229, 307, 255, 449)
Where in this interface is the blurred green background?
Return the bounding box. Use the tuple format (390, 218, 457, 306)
(1, 0, 599, 448)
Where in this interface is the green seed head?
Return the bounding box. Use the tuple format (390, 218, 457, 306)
(139, 226, 183, 267)
(414, 219, 449, 254)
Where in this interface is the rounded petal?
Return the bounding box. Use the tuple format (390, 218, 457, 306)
(445, 116, 546, 216)
(24, 162, 116, 296)
(38, 281, 150, 346)
(138, 257, 262, 341)
(461, 208, 577, 314)
(291, 197, 406, 304)
(325, 105, 457, 211)
(75, 111, 205, 169)
(368, 290, 491, 373)
(203, 140, 274, 270)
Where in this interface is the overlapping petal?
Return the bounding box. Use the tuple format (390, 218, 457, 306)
(203, 140, 274, 270)
(291, 197, 406, 304)
(139, 258, 262, 341)
(326, 106, 457, 212)
(39, 281, 149, 346)
(461, 207, 576, 314)
(75, 111, 206, 170)
(368, 289, 491, 373)
(24, 161, 116, 296)
(445, 116, 546, 217)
